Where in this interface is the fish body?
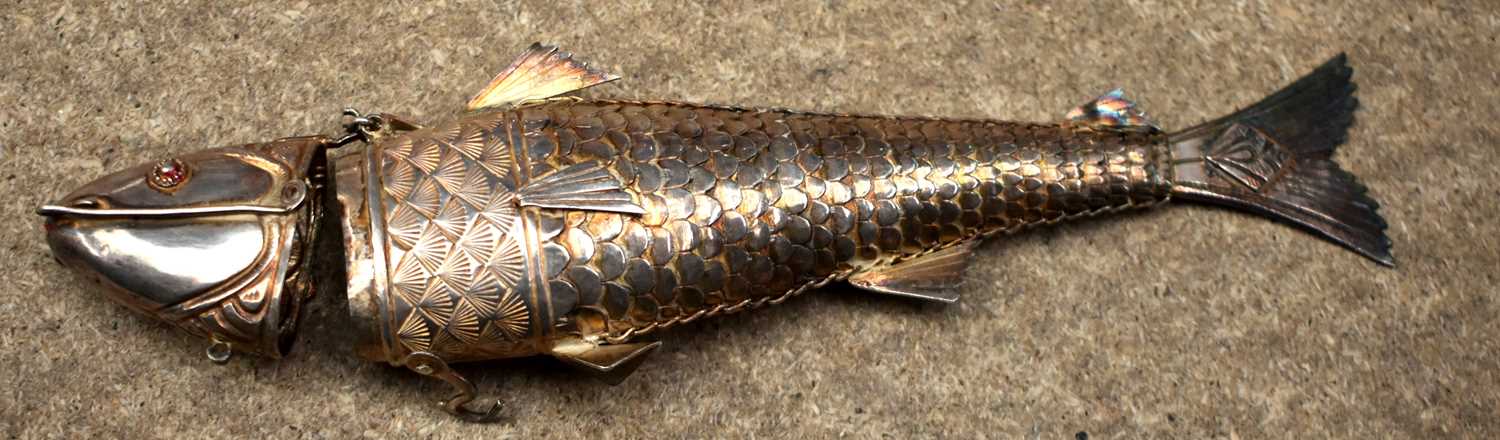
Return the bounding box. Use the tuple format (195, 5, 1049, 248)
(38, 44, 1390, 421)
(338, 101, 1170, 364)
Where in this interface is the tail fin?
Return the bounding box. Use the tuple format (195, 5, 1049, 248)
(1168, 54, 1393, 266)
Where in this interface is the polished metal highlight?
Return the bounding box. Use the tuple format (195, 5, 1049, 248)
(40, 44, 1390, 422)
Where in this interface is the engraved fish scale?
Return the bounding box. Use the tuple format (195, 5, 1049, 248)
(530, 102, 1171, 340)
(372, 100, 1171, 358)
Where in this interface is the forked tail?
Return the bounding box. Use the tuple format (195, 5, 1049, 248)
(1168, 54, 1393, 266)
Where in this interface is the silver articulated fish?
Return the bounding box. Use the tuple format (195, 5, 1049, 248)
(37, 43, 1391, 421)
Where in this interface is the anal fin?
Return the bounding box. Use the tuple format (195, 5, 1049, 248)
(847, 243, 976, 304)
(551, 339, 661, 385)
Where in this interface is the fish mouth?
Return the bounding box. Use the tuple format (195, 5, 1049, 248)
(38, 136, 331, 358)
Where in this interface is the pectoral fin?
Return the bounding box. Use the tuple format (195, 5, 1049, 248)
(466, 43, 620, 111)
(551, 339, 662, 385)
(847, 243, 975, 304)
(1065, 88, 1159, 130)
(518, 161, 645, 215)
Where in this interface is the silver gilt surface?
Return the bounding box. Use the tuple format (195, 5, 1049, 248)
(38, 43, 1391, 422)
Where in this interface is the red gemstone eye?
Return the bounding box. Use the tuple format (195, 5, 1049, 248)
(148, 158, 189, 191)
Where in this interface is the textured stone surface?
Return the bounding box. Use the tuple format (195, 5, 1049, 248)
(2, 1, 1497, 438)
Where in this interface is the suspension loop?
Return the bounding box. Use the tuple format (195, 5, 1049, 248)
(344, 108, 386, 137)
(326, 108, 388, 148)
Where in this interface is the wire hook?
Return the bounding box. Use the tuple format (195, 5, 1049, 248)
(404, 352, 507, 423)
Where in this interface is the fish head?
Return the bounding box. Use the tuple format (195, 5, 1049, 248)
(38, 136, 331, 359)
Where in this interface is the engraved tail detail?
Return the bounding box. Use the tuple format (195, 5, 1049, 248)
(1167, 54, 1393, 265)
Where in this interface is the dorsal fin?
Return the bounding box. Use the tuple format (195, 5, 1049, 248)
(847, 243, 976, 303)
(1065, 88, 1158, 129)
(465, 43, 620, 111)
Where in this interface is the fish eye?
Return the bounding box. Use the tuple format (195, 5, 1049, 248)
(147, 158, 191, 192)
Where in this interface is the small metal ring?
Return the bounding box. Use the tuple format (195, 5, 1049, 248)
(356, 114, 385, 137)
(206, 339, 233, 364)
(281, 180, 307, 207)
(332, 108, 388, 147)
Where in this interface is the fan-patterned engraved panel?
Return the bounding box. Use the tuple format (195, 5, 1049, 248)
(516, 101, 1172, 338)
(1203, 123, 1291, 192)
(377, 112, 536, 362)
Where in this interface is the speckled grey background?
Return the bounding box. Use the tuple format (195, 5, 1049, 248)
(2, 1, 1497, 438)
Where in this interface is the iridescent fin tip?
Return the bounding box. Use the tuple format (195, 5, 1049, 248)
(847, 243, 975, 304)
(517, 161, 645, 215)
(466, 42, 620, 111)
(1065, 88, 1158, 129)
